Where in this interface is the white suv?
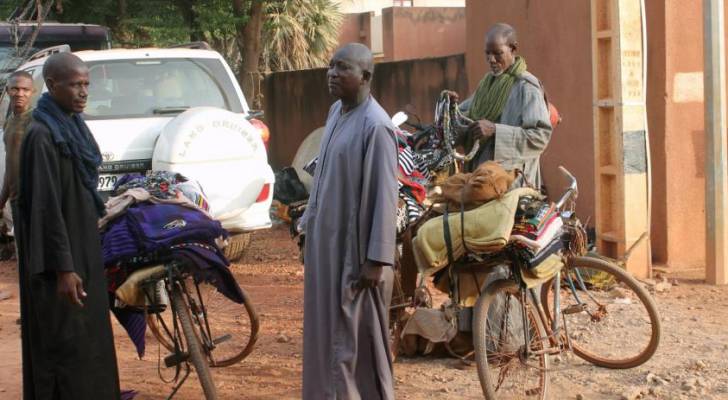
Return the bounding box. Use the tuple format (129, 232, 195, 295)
(0, 46, 274, 248)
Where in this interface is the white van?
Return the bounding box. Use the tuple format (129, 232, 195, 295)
(0, 45, 274, 259)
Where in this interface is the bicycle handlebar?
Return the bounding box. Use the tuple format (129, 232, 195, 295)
(555, 166, 578, 210)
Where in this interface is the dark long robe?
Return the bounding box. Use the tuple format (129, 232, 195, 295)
(17, 120, 120, 400)
(301, 96, 398, 400)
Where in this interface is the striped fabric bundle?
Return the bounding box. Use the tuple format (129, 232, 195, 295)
(511, 199, 565, 270)
(396, 131, 430, 228)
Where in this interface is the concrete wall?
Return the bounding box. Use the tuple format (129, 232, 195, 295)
(465, 0, 728, 271)
(465, 0, 596, 223)
(339, 0, 464, 15)
(645, 0, 728, 270)
(337, 12, 374, 49)
(381, 7, 466, 61)
(264, 54, 469, 168)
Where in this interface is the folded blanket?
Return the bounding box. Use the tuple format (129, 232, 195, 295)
(413, 187, 542, 276)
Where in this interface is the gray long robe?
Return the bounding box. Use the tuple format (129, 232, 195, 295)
(462, 71, 552, 188)
(301, 96, 398, 400)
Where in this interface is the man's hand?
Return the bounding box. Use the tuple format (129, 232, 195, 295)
(444, 90, 460, 103)
(468, 119, 497, 141)
(356, 260, 385, 289)
(57, 271, 86, 307)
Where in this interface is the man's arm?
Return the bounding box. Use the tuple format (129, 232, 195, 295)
(25, 130, 75, 273)
(0, 126, 12, 208)
(23, 128, 85, 306)
(493, 83, 552, 166)
(358, 122, 398, 288)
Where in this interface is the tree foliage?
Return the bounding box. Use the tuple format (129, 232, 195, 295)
(0, 0, 342, 102)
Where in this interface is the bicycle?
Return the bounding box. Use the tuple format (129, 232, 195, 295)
(471, 166, 661, 399)
(138, 259, 260, 400)
(393, 166, 661, 399)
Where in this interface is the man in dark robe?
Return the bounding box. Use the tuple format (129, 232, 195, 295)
(300, 43, 398, 399)
(17, 52, 120, 399)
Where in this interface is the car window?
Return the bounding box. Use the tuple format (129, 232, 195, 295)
(84, 58, 243, 119)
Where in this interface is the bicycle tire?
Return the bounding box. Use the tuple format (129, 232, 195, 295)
(171, 287, 218, 400)
(541, 255, 661, 369)
(473, 279, 549, 400)
(148, 280, 260, 367)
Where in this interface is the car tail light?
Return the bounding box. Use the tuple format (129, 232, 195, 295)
(255, 183, 271, 203)
(250, 118, 270, 149)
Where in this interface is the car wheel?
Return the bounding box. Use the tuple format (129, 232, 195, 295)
(224, 232, 252, 262)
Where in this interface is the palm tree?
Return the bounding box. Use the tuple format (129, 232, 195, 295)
(261, 0, 342, 72)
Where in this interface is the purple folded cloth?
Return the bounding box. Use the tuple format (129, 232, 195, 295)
(102, 202, 227, 266)
(171, 243, 245, 304)
(127, 202, 227, 253)
(111, 303, 147, 358)
(121, 389, 138, 399)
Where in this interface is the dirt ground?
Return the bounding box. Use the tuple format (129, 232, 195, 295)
(0, 225, 727, 399)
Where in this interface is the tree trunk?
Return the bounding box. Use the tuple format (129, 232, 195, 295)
(173, 0, 205, 42)
(233, 0, 264, 108)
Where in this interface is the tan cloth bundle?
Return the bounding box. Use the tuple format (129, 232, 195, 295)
(432, 161, 516, 211)
(413, 187, 542, 276)
(115, 265, 166, 307)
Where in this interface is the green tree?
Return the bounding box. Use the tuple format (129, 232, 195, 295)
(262, 0, 342, 72)
(1, 0, 343, 104)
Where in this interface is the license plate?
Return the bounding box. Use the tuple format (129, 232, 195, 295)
(97, 174, 123, 192)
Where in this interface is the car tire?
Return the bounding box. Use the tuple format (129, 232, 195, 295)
(224, 232, 251, 262)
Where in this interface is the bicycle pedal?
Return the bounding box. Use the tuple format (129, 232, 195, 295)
(212, 334, 232, 345)
(164, 351, 189, 368)
(563, 304, 587, 315)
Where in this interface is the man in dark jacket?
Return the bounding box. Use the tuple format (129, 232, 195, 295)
(17, 52, 120, 400)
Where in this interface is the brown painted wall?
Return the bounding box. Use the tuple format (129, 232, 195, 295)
(465, 0, 596, 223)
(465, 0, 727, 271)
(381, 7, 466, 61)
(337, 12, 374, 48)
(264, 54, 469, 169)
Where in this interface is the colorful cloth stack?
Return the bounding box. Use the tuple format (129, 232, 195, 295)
(510, 200, 564, 269)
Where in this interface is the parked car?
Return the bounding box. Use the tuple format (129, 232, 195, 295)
(0, 45, 274, 260)
(0, 22, 111, 84)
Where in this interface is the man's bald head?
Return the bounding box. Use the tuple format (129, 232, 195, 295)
(333, 43, 374, 78)
(327, 43, 375, 107)
(486, 23, 518, 50)
(484, 23, 518, 75)
(42, 52, 90, 114)
(43, 52, 88, 82)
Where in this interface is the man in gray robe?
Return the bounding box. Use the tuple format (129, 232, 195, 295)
(452, 23, 552, 188)
(300, 43, 398, 400)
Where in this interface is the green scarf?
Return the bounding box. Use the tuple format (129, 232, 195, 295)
(468, 56, 528, 121)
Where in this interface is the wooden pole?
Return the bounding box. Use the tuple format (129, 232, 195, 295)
(704, 0, 728, 285)
(591, 0, 651, 278)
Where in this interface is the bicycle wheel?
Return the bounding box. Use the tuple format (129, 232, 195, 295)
(171, 287, 218, 400)
(149, 278, 260, 367)
(473, 280, 549, 400)
(541, 255, 661, 369)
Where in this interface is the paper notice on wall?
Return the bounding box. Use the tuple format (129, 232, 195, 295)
(673, 72, 704, 103)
